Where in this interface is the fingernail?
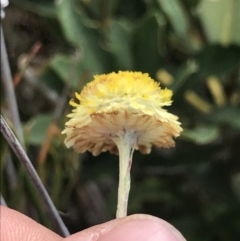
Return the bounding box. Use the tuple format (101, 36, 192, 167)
(98, 218, 186, 241)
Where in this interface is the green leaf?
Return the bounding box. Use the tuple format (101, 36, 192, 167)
(195, 45, 240, 78)
(171, 60, 199, 93)
(49, 53, 84, 89)
(198, 0, 240, 45)
(207, 107, 240, 130)
(25, 114, 54, 145)
(133, 12, 165, 76)
(78, 0, 119, 20)
(172, 45, 240, 96)
(182, 125, 220, 144)
(56, 0, 110, 75)
(157, 0, 191, 46)
(40, 68, 65, 94)
(10, 0, 56, 17)
(106, 19, 133, 70)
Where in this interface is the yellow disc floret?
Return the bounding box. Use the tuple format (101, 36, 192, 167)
(62, 71, 182, 155)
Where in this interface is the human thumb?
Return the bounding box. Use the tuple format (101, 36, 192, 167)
(65, 214, 186, 241)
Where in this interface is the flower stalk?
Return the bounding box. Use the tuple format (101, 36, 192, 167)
(62, 71, 183, 218)
(111, 130, 137, 218)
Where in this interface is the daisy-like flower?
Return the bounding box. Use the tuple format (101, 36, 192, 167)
(62, 71, 182, 218)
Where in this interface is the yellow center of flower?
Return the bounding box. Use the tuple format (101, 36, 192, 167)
(70, 71, 173, 114)
(62, 71, 182, 156)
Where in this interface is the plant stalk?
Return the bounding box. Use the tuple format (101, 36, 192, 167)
(0, 115, 70, 237)
(112, 130, 136, 218)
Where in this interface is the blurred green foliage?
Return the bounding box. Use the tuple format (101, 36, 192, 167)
(1, 0, 240, 240)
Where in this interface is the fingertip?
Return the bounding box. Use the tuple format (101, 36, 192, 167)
(0, 206, 62, 241)
(127, 214, 186, 241)
(98, 214, 186, 241)
(0, 206, 186, 241)
(64, 214, 186, 241)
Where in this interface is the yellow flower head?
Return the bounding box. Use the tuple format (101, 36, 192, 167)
(62, 71, 182, 156)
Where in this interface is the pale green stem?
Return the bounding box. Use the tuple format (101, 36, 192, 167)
(221, 0, 233, 46)
(111, 130, 137, 218)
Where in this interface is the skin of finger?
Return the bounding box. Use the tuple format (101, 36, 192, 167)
(0, 206, 186, 241)
(0, 206, 62, 241)
(64, 215, 186, 241)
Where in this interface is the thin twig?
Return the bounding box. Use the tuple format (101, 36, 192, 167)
(0, 115, 70, 237)
(0, 12, 22, 214)
(53, 86, 70, 120)
(0, 194, 8, 206)
(13, 42, 42, 87)
(0, 26, 24, 145)
(54, 51, 80, 120)
(5, 152, 18, 190)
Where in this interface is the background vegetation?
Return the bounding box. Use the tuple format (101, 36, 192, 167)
(1, 0, 240, 240)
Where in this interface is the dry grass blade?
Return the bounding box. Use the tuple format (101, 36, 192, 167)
(0, 115, 70, 237)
